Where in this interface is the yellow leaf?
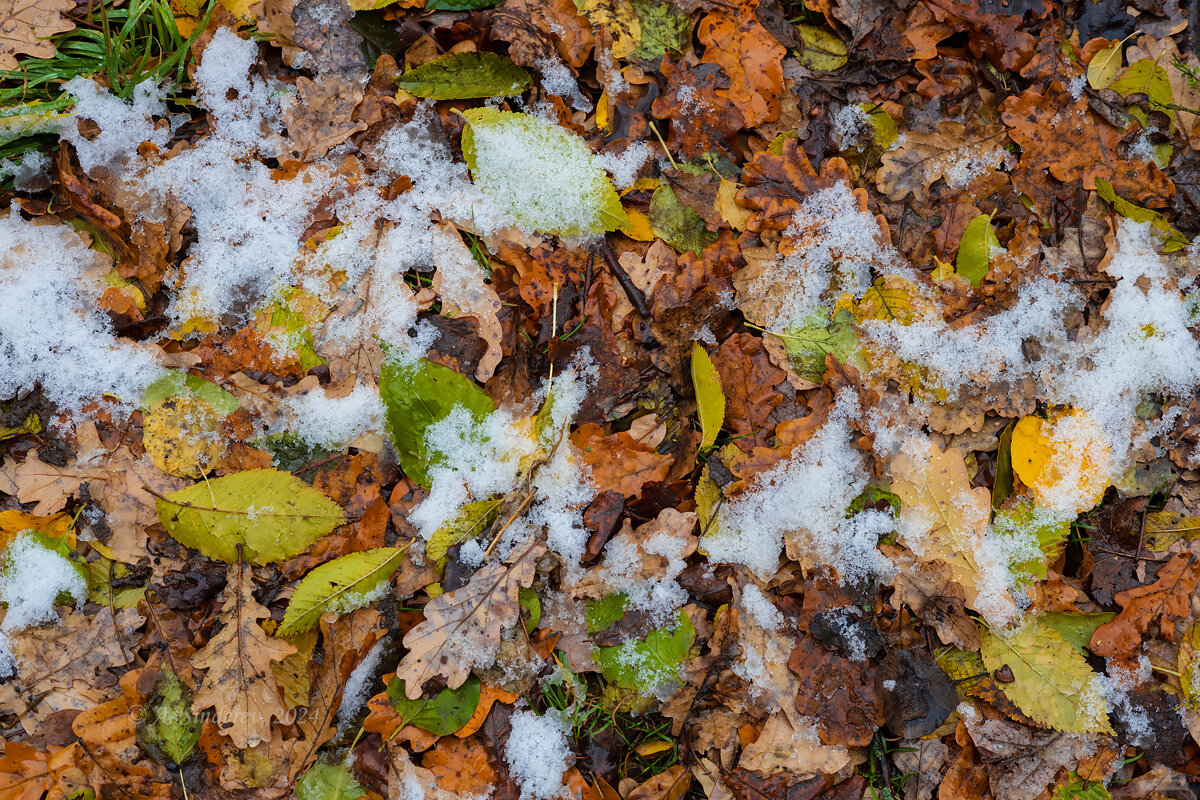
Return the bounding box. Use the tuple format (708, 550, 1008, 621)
(1011, 409, 1111, 514)
(981, 615, 1113, 734)
(142, 394, 226, 479)
(623, 209, 657, 241)
(715, 179, 751, 231)
(691, 343, 725, 450)
(1087, 40, 1124, 91)
(0, 510, 72, 551)
(578, 0, 642, 60)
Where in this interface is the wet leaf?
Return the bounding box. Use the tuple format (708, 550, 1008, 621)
(691, 343, 725, 450)
(793, 24, 848, 71)
(954, 213, 998, 287)
(387, 675, 482, 735)
(279, 547, 407, 636)
(594, 609, 695, 693)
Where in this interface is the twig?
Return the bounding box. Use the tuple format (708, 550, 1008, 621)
(600, 243, 650, 317)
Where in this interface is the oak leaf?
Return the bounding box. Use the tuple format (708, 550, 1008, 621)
(1090, 553, 1200, 659)
(394, 539, 546, 699)
(890, 441, 1019, 626)
(0, 742, 86, 800)
(0, 607, 143, 735)
(0, 0, 75, 71)
(422, 736, 498, 796)
(190, 563, 299, 749)
(571, 423, 673, 498)
(875, 122, 1007, 202)
(696, 3, 785, 128)
(73, 669, 174, 799)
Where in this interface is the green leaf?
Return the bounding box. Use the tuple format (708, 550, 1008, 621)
(1111, 58, 1173, 108)
(379, 357, 496, 489)
(85, 545, 147, 609)
(594, 610, 695, 693)
(586, 593, 628, 633)
(690, 343, 725, 450)
(426, 497, 504, 562)
(649, 183, 717, 255)
(297, 763, 366, 800)
(992, 421, 1015, 509)
(137, 668, 200, 766)
(989, 502, 1069, 584)
(1055, 778, 1113, 800)
(1086, 41, 1123, 90)
(279, 547, 406, 636)
(980, 615, 1113, 734)
(519, 586, 541, 634)
(1095, 178, 1190, 252)
(782, 308, 863, 383)
(793, 25, 847, 72)
(154, 468, 344, 564)
(630, 0, 691, 62)
(387, 675, 481, 735)
(398, 52, 530, 100)
(1040, 611, 1116, 655)
(461, 108, 630, 237)
(141, 371, 240, 417)
(866, 105, 898, 150)
(955, 213, 998, 287)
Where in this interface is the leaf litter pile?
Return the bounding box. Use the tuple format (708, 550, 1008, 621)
(7, 0, 1200, 796)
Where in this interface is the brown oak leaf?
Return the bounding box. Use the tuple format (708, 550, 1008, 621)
(696, 2, 785, 128)
(0, 0, 75, 71)
(1090, 553, 1200, 659)
(190, 563, 298, 749)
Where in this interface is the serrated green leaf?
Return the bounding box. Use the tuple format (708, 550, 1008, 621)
(1086, 41, 1123, 90)
(1111, 58, 1173, 108)
(586, 593, 628, 633)
(793, 25, 847, 71)
(630, 0, 691, 62)
(1040, 611, 1116, 655)
(594, 610, 695, 693)
(980, 615, 1113, 734)
(141, 371, 240, 417)
(1095, 178, 1190, 252)
(137, 668, 200, 766)
(387, 675, 481, 735)
(154, 468, 344, 564)
(649, 183, 717, 255)
(955, 213, 998, 287)
(379, 357, 496, 489)
(279, 547, 406, 636)
(519, 586, 541, 634)
(782, 308, 863, 383)
(398, 52, 530, 100)
(690, 343, 725, 450)
(461, 108, 630, 237)
(297, 763, 366, 800)
(426, 497, 504, 562)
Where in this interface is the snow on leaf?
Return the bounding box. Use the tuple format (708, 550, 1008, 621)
(1010, 410, 1111, 516)
(593, 608, 695, 693)
(279, 547, 407, 636)
(461, 108, 630, 237)
(394, 539, 545, 699)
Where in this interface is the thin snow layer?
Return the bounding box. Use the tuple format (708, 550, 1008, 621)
(410, 366, 594, 565)
(0, 208, 164, 412)
(336, 637, 387, 732)
(466, 112, 617, 238)
(282, 384, 384, 449)
(536, 56, 593, 112)
(61, 77, 168, 174)
(596, 141, 653, 190)
(600, 526, 690, 627)
(751, 182, 900, 329)
(505, 709, 572, 800)
(831, 104, 872, 149)
(704, 391, 894, 582)
(740, 585, 783, 631)
(864, 220, 1200, 473)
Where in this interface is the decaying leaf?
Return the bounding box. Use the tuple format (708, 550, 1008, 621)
(191, 563, 299, 748)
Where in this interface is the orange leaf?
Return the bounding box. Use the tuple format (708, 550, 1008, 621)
(454, 685, 518, 738)
(697, 3, 785, 128)
(422, 736, 497, 795)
